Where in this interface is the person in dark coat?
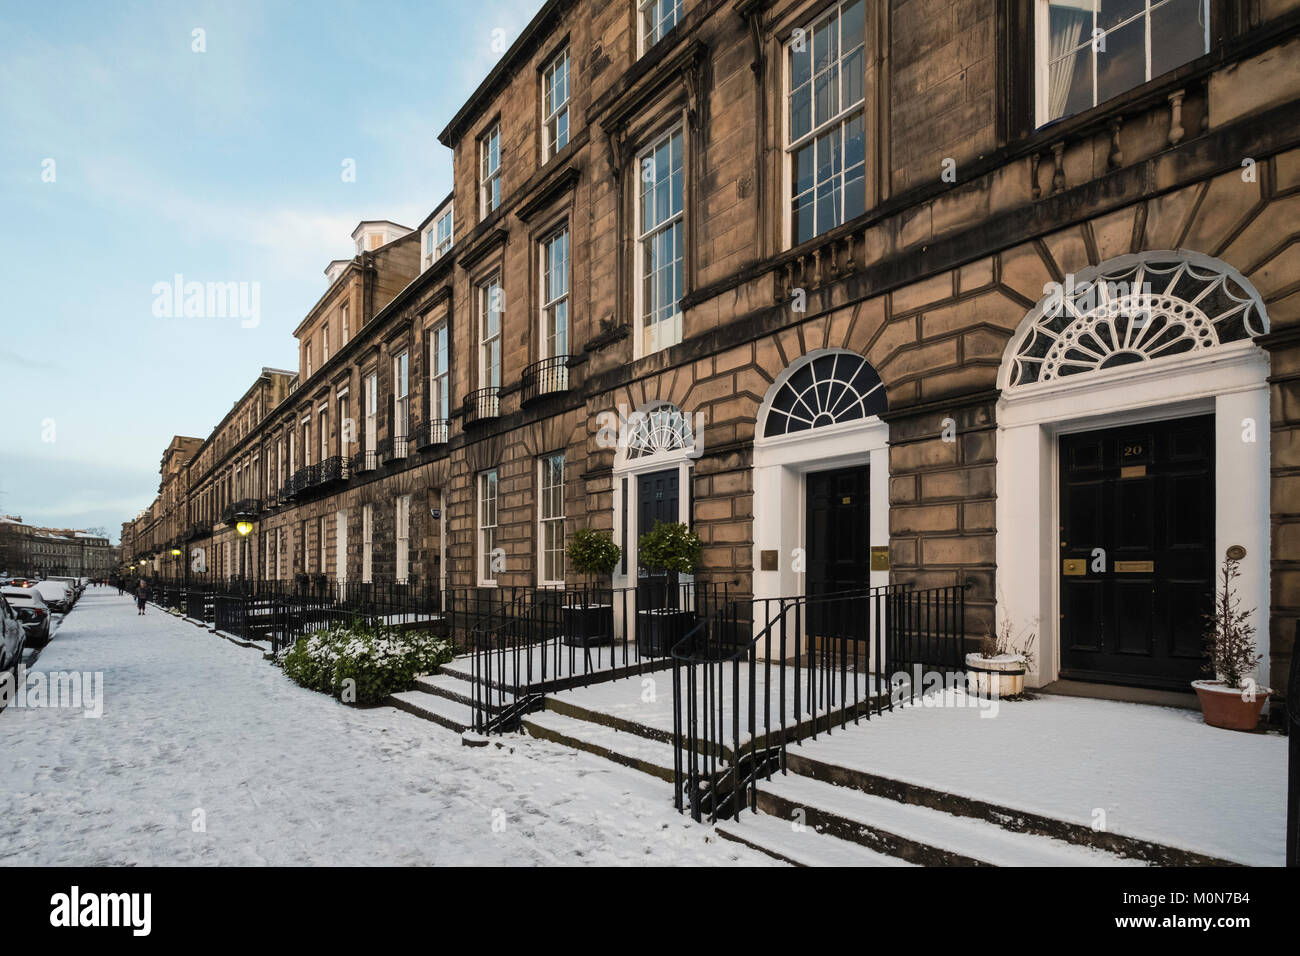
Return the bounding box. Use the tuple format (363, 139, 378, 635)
(136, 580, 148, 615)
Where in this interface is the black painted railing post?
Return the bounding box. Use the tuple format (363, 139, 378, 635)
(1287, 618, 1299, 867)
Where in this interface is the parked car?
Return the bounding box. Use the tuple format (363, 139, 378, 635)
(33, 579, 73, 614)
(0, 594, 25, 674)
(3, 577, 38, 589)
(2, 586, 50, 646)
(48, 576, 83, 600)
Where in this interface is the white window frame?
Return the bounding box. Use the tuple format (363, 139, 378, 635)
(783, 0, 868, 248)
(478, 469, 499, 586)
(341, 301, 350, 344)
(1033, 0, 1212, 128)
(335, 509, 348, 586)
(362, 503, 373, 584)
(479, 123, 501, 219)
(322, 323, 329, 363)
(318, 515, 327, 577)
(638, 0, 682, 55)
(337, 389, 350, 457)
(429, 321, 450, 429)
(478, 275, 503, 389)
(540, 227, 570, 362)
(538, 454, 565, 586)
(393, 349, 409, 443)
(542, 47, 570, 160)
(634, 125, 685, 358)
(435, 208, 453, 259)
(364, 370, 378, 456)
(301, 415, 312, 467)
(395, 494, 411, 584)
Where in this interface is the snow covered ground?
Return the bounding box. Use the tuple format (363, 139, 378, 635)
(0, 592, 775, 866)
(789, 688, 1288, 866)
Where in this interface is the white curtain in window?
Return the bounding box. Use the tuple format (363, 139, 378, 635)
(1048, 8, 1089, 122)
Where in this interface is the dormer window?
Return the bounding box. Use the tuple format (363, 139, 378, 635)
(422, 208, 454, 271)
(639, 0, 681, 55)
(479, 123, 502, 219)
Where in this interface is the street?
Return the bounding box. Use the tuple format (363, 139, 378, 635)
(0, 591, 770, 866)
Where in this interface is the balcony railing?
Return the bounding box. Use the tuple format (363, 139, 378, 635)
(221, 498, 262, 527)
(413, 418, 451, 449)
(317, 455, 349, 485)
(377, 435, 409, 463)
(464, 387, 500, 427)
(521, 355, 571, 404)
(350, 450, 378, 474)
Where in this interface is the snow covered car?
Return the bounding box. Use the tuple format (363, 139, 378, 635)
(0, 593, 25, 673)
(2, 586, 50, 646)
(33, 580, 73, 614)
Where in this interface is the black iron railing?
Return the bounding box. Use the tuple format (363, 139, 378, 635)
(378, 436, 409, 462)
(521, 356, 570, 404)
(466, 581, 732, 734)
(464, 387, 500, 426)
(318, 455, 349, 484)
(221, 499, 261, 526)
(670, 584, 968, 823)
(413, 419, 451, 449)
(350, 450, 378, 474)
(1287, 618, 1299, 867)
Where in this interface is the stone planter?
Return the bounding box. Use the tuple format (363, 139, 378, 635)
(1191, 679, 1272, 731)
(561, 604, 614, 647)
(965, 653, 1027, 698)
(636, 609, 695, 658)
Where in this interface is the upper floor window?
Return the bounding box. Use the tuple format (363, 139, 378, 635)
(364, 370, 378, 454)
(542, 48, 570, 159)
(541, 227, 570, 361)
(322, 323, 329, 362)
(392, 349, 409, 441)
(422, 208, 455, 270)
(636, 126, 684, 356)
(429, 322, 450, 422)
(479, 123, 502, 219)
(341, 301, 350, 344)
(305, 344, 313, 379)
(786, 0, 866, 246)
(1037, 0, 1210, 127)
(478, 275, 503, 389)
(639, 0, 681, 54)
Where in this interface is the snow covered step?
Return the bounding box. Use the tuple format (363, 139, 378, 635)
(412, 672, 499, 710)
(714, 812, 914, 867)
(389, 689, 473, 733)
(757, 773, 1144, 867)
(522, 709, 684, 783)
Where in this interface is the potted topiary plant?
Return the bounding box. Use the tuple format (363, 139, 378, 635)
(966, 618, 1036, 699)
(1192, 556, 1270, 731)
(562, 528, 621, 647)
(636, 521, 702, 657)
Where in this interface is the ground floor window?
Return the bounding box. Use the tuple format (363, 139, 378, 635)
(395, 495, 410, 584)
(538, 454, 564, 585)
(362, 505, 373, 584)
(335, 510, 347, 586)
(318, 515, 328, 578)
(479, 470, 498, 585)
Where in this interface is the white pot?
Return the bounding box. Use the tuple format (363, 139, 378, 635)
(965, 653, 1026, 698)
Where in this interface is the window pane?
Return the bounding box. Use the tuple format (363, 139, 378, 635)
(840, 45, 863, 109)
(1046, 39, 1093, 121)
(1098, 0, 1142, 30)
(1150, 0, 1207, 78)
(790, 84, 812, 141)
(1096, 16, 1144, 104)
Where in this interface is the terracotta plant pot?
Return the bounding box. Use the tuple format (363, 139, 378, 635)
(1191, 679, 1272, 731)
(965, 653, 1026, 698)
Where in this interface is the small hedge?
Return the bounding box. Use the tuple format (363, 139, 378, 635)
(278, 625, 454, 705)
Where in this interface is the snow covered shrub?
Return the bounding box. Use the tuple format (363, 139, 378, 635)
(281, 625, 453, 704)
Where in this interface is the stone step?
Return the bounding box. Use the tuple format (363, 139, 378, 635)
(755, 772, 1143, 867)
(713, 812, 914, 867)
(522, 709, 685, 783)
(413, 672, 504, 711)
(389, 688, 473, 733)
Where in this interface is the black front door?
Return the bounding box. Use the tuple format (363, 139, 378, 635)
(637, 469, 680, 604)
(805, 466, 870, 635)
(1059, 415, 1215, 690)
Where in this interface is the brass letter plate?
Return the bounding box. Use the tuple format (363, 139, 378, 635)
(1120, 465, 1147, 479)
(870, 546, 890, 571)
(1114, 560, 1154, 573)
(1062, 559, 1085, 576)
(760, 549, 779, 572)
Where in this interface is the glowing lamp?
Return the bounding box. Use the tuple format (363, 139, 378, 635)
(236, 520, 253, 536)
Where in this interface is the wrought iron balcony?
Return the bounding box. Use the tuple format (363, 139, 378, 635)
(222, 499, 262, 527)
(464, 387, 500, 427)
(377, 435, 409, 463)
(413, 418, 450, 449)
(317, 455, 350, 485)
(295, 465, 319, 492)
(521, 355, 571, 404)
(350, 450, 378, 474)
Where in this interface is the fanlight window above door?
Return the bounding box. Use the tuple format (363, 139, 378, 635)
(1009, 254, 1268, 388)
(763, 351, 887, 437)
(626, 403, 694, 460)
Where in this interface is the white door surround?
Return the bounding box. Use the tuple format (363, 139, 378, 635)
(997, 342, 1271, 690)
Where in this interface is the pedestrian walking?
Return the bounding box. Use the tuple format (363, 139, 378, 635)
(136, 580, 148, 615)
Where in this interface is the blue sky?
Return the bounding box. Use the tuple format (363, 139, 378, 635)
(0, 0, 542, 541)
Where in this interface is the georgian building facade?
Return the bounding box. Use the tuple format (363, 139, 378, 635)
(126, 0, 1300, 701)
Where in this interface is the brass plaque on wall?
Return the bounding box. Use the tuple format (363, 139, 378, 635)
(760, 549, 779, 572)
(1120, 465, 1147, 479)
(1115, 560, 1154, 573)
(1062, 559, 1086, 576)
(870, 546, 890, 571)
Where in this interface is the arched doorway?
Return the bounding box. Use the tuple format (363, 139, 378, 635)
(753, 349, 890, 657)
(995, 251, 1271, 691)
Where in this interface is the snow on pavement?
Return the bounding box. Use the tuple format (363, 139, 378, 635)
(0, 592, 776, 866)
